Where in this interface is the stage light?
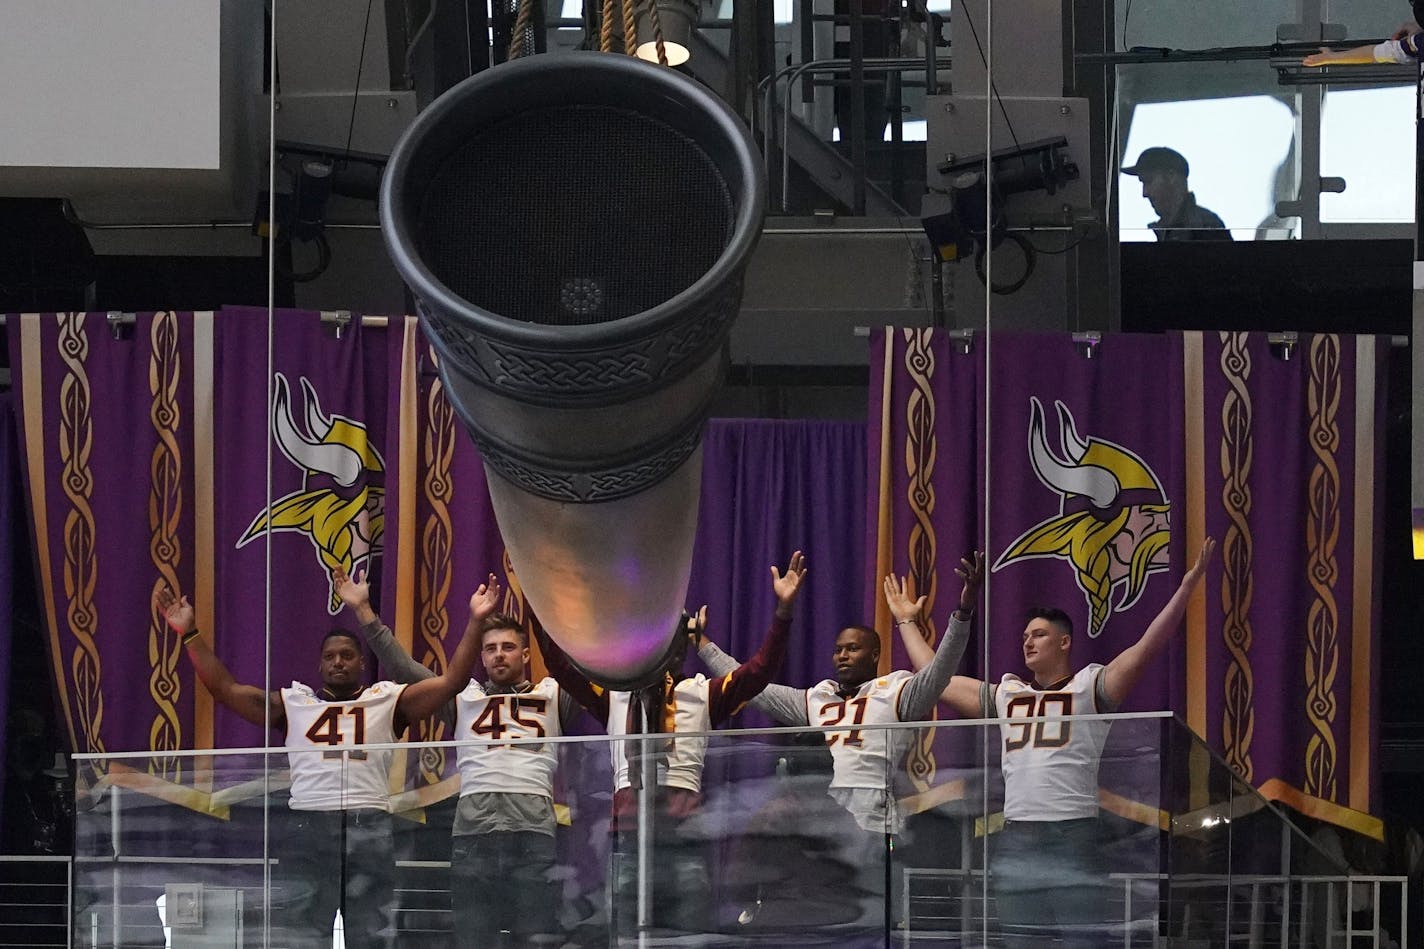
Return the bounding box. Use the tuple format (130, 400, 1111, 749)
(634, 0, 697, 66)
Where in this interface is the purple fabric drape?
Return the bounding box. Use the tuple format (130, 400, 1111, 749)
(686, 419, 867, 725)
(868, 327, 1387, 835)
(210, 308, 393, 750)
(982, 332, 1187, 710)
(1185, 332, 1386, 829)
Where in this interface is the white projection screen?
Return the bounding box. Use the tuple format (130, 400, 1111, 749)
(0, 0, 220, 170)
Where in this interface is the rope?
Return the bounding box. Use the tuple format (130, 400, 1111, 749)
(645, 0, 668, 65)
(600, 0, 615, 53)
(621, 0, 638, 55)
(508, 0, 535, 60)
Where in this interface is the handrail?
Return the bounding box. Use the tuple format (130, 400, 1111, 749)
(72, 709, 1176, 761)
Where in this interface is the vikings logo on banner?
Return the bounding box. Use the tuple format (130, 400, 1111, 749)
(237, 373, 386, 613)
(994, 397, 1172, 637)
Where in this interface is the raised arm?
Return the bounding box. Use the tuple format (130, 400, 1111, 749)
(1102, 538, 1216, 706)
(1303, 34, 1419, 66)
(335, 568, 433, 684)
(532, 622, 610, 725)
(703, 550, 804, 723)
(699, 636, 809, 726)
(157, 586, 280, 728)
(894, 547, 985, 718)
(399, 574, 499, 723)
(893, 551, 983, 720)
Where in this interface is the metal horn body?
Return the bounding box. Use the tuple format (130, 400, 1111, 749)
(380, 52, 765, 689)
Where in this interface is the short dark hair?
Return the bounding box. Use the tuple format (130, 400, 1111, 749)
(841, 625, 881, 650)
(478, 613, 527, 647)
(320, 629, 362, 653)
(1026, 607, 1073, 638)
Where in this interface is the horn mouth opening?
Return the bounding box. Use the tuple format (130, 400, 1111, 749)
(381, 52, 766, 408)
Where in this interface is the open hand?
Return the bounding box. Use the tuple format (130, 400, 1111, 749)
(1187, 537, 1217, 581)
(154, 585, 195, 636)
(685, 604, 709, 647)
(469, 573, 501, 621)
(333, 567, 370, 612)
(956, 551, 985, 611)
(771, 550, 808, 612)
(882, 574, 925, 625)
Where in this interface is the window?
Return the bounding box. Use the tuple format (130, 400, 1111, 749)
(1321, 85, 1415, 224)
(1119, 95, 1295, 240)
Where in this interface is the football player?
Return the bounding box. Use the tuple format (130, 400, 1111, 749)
(897, 537, 1215, 947)
(156, 574, 498, 949)
(340, 569, 589, 949)
(537, 550, 805, 938)
(697, 552, 982, 941)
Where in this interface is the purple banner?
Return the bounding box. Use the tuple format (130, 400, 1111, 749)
(983, 332, 1187, 711)
(869, 327, 1386, 835)
(1185, 331, 1384, 831)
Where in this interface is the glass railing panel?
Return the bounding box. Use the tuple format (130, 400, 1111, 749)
(74, 713, 1402, 947)
(1159, 717, 1362, 947)
(903, 714, 1170, 947)
(72, 752, 279, 948)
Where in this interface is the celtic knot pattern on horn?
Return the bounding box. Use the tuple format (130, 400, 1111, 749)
(418, 291, 735, 404)
(471, 421, 704, 504)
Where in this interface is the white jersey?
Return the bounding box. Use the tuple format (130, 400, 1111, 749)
(608, 676, 711, 794)
(455, 677, 563, 799)
(991, 664, 1113, 821)
(282, 680, 406, 812)
(805, 670, 914, 792)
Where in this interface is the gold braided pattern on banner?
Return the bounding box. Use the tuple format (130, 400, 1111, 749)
(58, 313, 106, 757)
(508, 0, 536, 60)
(1218, 331, 1255, 782)
(1304, 334, 1342, 801)
(600, 0, 616, 52)
(902, 328, 939, 793)
(416, 377, 457, 783)
(146, 312, 184, 780)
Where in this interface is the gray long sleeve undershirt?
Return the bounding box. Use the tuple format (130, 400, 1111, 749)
(357, 619, 580, 730)
(697, 613, 972, 724)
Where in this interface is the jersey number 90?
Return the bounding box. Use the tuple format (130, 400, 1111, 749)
(1003, 693, 1071, 752)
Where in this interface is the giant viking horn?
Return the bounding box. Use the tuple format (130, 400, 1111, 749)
(380, 53, 765, 689)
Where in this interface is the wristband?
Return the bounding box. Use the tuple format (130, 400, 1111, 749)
(897, 619, 919, 626)
(181, 628, 202, 645)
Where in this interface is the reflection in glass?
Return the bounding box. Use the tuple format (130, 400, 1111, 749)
(1120, 95, 1295, 240)
(70, 713, 1402, 947)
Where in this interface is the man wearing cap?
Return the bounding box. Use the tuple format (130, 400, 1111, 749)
(1123, 147, 1231, 242)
